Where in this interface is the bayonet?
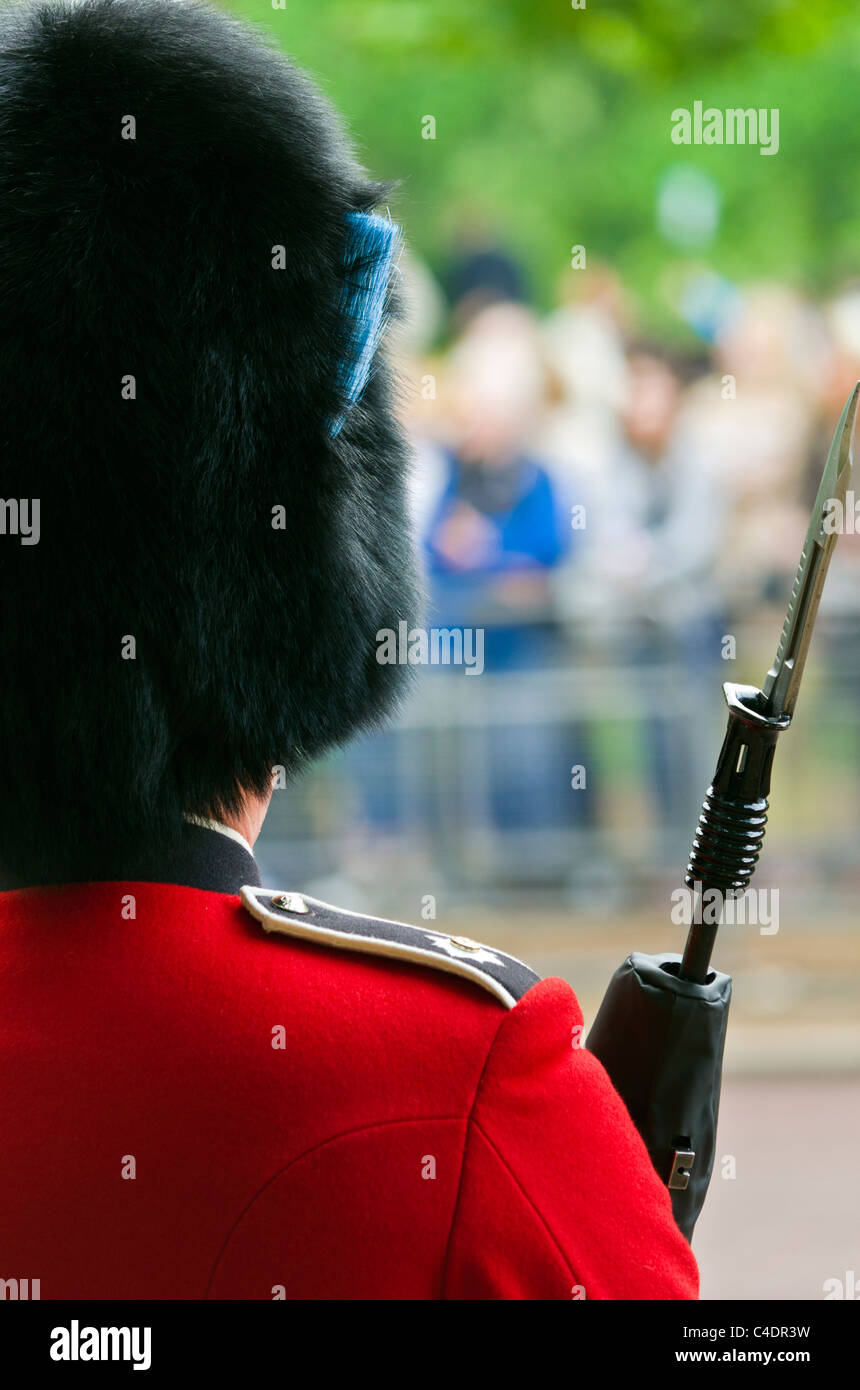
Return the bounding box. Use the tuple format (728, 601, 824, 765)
(680, 381, 860, 981)
(762, 382, 859, 719)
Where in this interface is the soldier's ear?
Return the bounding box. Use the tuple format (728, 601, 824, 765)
(331, 211, 402, 436)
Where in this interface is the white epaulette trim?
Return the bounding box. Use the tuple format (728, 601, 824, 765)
(239, 885, 540, 1009)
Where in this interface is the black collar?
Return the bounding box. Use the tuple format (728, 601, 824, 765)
(110, 821, 262, 895)
(0, 822, 261, 895)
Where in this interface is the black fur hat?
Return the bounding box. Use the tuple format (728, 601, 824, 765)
(0, 0, 420, 885)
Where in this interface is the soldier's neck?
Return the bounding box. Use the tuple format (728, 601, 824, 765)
(218, 791, 272, 849)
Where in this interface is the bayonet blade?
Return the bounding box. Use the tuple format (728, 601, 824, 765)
(762, 381, 859, 719)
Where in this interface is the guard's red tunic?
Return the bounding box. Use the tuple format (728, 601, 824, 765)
(0, 862, 698, 1300)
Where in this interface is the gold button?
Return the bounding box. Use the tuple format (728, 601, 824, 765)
(448, 935, 485, 952)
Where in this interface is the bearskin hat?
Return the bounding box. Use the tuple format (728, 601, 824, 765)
(0, 0, 419, 885)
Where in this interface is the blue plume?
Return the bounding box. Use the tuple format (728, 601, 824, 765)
(331, 211, 402, 436)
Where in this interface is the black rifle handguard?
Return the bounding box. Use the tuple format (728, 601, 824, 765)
(587, 951, 732, 1242)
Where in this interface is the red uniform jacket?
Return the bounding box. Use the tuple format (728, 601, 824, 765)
(0, 824, 698, 1300)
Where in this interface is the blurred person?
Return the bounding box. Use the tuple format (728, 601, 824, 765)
(426, 303, 571, 651)
(684, 284, 830, 612)
(592, 344, 728, 841)
(539, 262, 632, 520)
(423, 303, 589, 839)
(0, 0, 696, 1304)
(442, 202, 530, 329)
(345, 303, 578, 862)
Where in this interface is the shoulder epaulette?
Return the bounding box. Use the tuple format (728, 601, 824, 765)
(240, 886, 540, 1009)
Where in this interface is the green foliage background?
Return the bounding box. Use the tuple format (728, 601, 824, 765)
(224, 0, 860, 329)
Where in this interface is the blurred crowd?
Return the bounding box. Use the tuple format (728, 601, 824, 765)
(265, 226, 860, 900)
(401, 234, 860, 651)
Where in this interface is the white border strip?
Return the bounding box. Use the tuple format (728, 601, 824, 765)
(240, 886, 517, 1009)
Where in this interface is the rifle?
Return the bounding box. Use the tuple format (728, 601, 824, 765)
(587, 381, 859, 1241)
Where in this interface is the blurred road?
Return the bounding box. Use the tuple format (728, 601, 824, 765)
(694, 1077, 860, 1301)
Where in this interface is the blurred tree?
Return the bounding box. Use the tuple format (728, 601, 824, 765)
(225, 0, 860, 333)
